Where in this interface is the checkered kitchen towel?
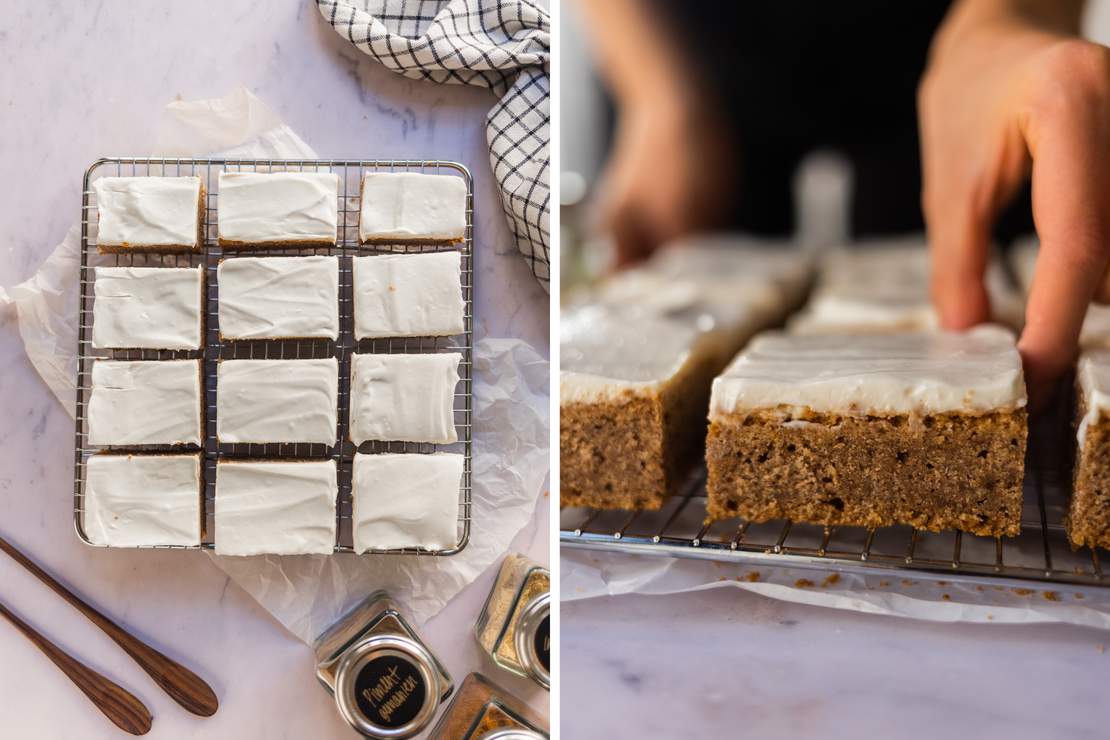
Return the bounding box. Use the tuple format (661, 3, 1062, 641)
(317, 0, 551, 290)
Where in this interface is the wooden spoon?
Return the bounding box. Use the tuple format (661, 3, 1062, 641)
(0, 536, 218, 717)
(0, 599, 152, 735)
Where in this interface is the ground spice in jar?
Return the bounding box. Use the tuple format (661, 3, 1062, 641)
(474, 554, 550, 688)
(429, 672, 548, 740)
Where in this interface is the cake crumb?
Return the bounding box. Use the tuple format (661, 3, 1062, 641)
(900, 579, 917, 587)
(937, 580, 948, 586)
(975, 585, 985, 592)
(795, 578, 815, 588)
(1075, 593, 1086, 600)
(738, 572, 761, 582)
(1012, 588, 1035, 597)
(878, 579, 890, 587)
(1043, 591, 1060, 602)
(986, 614, 994, 620)
(821, 573, 840, 587)
(941, 593, 951, 601)
(1098, 644, 1106, 654)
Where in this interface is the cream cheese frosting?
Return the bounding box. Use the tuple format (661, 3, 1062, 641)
(351, 452, 462, 552)
(84, 454, 202, 547)
(352, 251, 465, 339)
(217, 256, 339, 340)
(790, 242, 1022, 333)
(710, 326, 1026, 418)
(349, 352, 460, 444)
(358, 172, 467, 243)
(216, 358, 338, 444)
(214, 459, 337, 556)
(560, 305, 704, 405)
(93, 176, 202, 249)
(1078, 349, 1110, 447)
(88, 360, 202, 446)
(92, 265, 204, 350)
(217, 172, 338, 244)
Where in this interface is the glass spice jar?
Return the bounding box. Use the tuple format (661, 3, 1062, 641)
(313, 590, 453, 738)
(428, 672, 549, 740)
(474, 554, 550, 690)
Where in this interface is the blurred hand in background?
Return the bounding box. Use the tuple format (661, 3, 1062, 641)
(921, 0, 1110, 403)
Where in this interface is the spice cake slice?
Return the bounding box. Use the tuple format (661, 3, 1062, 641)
(93, 176, 204, 253)
(560, 307, 726, 511)
(706, 327, 1028, 536)
(1069, 350, 1110, 549)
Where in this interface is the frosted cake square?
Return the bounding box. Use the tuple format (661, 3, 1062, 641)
(349, 353, 460, 444)
(358, 172, 466, 244)
(83, 453, 202, 547)
(351, 452, 462, 552)
(705, 327, 1027, 537)
(217, 172, 338, 247)
(352, 251, 465, 339)
(560, 307, 728, 512)
(92, 265, 204, 350)
(87, 360, 202, 447)
(1069, 350, 1110, 549)
(93, 176, 204, 253)
(217, 255, 339, 340)
(216, 358, 338, 445)
(214, 459, 337, 556)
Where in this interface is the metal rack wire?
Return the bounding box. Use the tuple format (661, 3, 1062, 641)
(561, 398, 1110, 590)
(74, 157, 473, 555)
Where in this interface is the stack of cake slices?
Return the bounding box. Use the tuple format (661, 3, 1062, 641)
(83, 169, 467, 555)
(560, 237, 814, 511)
(1010, 237, 1110, 549)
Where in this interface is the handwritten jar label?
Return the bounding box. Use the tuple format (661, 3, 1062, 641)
(354, 655, 427, 729)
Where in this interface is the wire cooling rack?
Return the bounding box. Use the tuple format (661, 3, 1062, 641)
(74, 157, 473, 555)
(561, 396, 1110, 590)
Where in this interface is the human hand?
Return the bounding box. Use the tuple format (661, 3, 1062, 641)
(919, 0, 1110, 405)
(596, 96, 736, 268)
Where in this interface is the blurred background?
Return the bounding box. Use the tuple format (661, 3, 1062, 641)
(560, 0, 1110, 298)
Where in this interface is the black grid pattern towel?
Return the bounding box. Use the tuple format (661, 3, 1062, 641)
(318, 0, 551, 290)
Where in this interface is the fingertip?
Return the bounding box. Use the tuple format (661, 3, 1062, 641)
(931, 271, 991, 330)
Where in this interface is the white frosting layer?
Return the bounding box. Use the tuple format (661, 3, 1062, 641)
(94, 177, 201, 249)
(560, 305, 702, 404)
(653, 236, 814, 305)
(214, 460, 337, 556)
(710, 326, 1026, 418)
(217, 256, 339, 340)
(352, 452, 462, 552)
(791, 242, 1022, 333)
(349, 353, 460, 444)
(217, 172, 338, 244)
(84, 454, 201, 547)
(88, 360, 202, 446)
(92, 266, 203, 350)
(358, 173, 466, 242)
(352, 251, 465, 339)
(217, 358, 338, 444)
(1078, 350, 1110, 447)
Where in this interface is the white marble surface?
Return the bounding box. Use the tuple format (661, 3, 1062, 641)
(563, 561, 1110, 739)
(0, 2, 548, 738)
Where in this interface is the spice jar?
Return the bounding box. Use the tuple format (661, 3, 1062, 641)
(428, 672, 549, 740)
(474, 554, 550, 689)
(313, 590, 453, 738)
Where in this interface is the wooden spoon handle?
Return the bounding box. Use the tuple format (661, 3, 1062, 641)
(0, 536, 218, 717)
(0, 600, 152, 735)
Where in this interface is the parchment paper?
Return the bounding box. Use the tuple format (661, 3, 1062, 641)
(562, 548, 1110, 630)
(0, 88, 549, 641)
